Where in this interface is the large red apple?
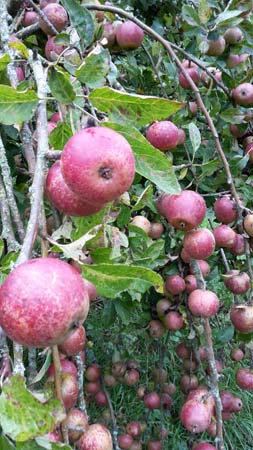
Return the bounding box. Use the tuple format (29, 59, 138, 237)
(61, 127, 135, 204)
(45, 161, 105, 217)
(116, 21, 144, 50)
(183, 228, 215, 260)
(230, 304, 253, 333)
(224, 270, 250, 295)
(188, 289, 219, 318)
(0, 258, 89, 347)
(146, 121, 179, 151)
(77, 423, 113, 450)
(180, 400, 211, 433)
(162, 190, 206, 231)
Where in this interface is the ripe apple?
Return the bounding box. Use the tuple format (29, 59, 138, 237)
(165, 274, 186, 295)
(118, 434, 134, 449)
(176, 342, 190, 359)
(244, 214, 253, 236)
(149, 222, 164, 239)
(85, 381, 101, 395)
(230, 348, 244, 361)
(16, 67, 25, 83)
(185, 274, 198, 293)
(156, 194, 171, 217)
(188, 289, 219, 318)
(147, 441, 162, 450)
(180, 248, 191, 263)
(77, 423, 113, 450)
(201, 67, 222, 87)
(214, 196, 238, 224)
(40, 0, 58, 7)
(104, 374, 117, 388)
(232, 83, 253, 106)
(229, 233, 245, 255)
(224, 27, 243, 44)
(23, 11, 39, 26)
(45, 161, 105, 217)
(177, 129, 186, 145)
(227, 53, 249, 68)
(51, 111, 61, 123)
(224, 270, 250, 294)
(103, 22, 116, 48)
(137, 386, 146, 399)
(146, 120, 179, 151)
(156, 299, 171, 318)
(130, 216, 151, 234)
(163, 311, 184, 330)
(39, 3, 68, 35)
(230, 304, 253, 333)
(190, 260, 210, 278)
(47, 359, 77, 378)
(180, 400, 211, 433)
(63, 409, 88, 443)
(116, 21, 144, 50)
(45, 36, 66, 61)
(126, 422, 141, 438)
(153, 367, 167, 383)
(236, 368, 253, 390)
(213, 224, 236, 248)
(84, 280, 98, 302)
(0, 258, 89, 347)
(162, 190, 206, 231)
(193, 443, 216, 450)
(163, 382, 176, 395)
(85, 363, 101, 382)
(180, 374, 198, 393)
(179, 67, 200, 89)
(205, 36, 226, 56)
(183, 359, 198, 372)
(59, 326, 86, 356)
(186, 388, 215, 413)
(220, 390, 234, 411)
(183, 228, 215, 260)
(95, 391, 108, 407)
(161, 392, 172, 409)
(148, 320, 165, 338)
(143, 392, 161, 409)
(189, 101, 198, 116)
(61, 127, 135, 204)
(129, 441, 142, 450)
(124, 369, 140, 386)
(60, 372, 78, 410)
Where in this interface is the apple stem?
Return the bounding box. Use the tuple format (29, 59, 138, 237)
(74, 353, 88, 419)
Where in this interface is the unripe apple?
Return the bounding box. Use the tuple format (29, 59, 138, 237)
(59, 325, 86, 356)
(149, 222, 164, 239)
(244, 214, 253, 236)
(126, 422, 141, 438)
(61, 127, 135, 204)
(165, 274, 186, 295)
(179, 67, 200, 89)
(39, 3, 68, 35)
(180, 400, 211, 433)
(118, 434, 134, 449)
(85, 364, 101, 382)
(46, 161, 105, 217)
(124, 369, 140, 386)
(224, 27, 243, 44)
(236, 368, 253, 390)
(188, 289, 219, 318)
(147, 441, 162, 450)
(143, 392, 161, 409)
(95, 391, 108, 407)
(23, 10, 39, 26)
(85, 381, 101, 395)
(224, 270, 250, 295)
(193, 444, 216, 450)
(0, 258, 89, 347)
(183, 228, 215, 260)
(190, 260, 210, 278)
(116, 21, 144, 50)
(146, 120, 179, 151)
(229, 233, 245, 256)
(214, 196, 238, 224)
(162, 190, 206, 231)
(230, 304, 253, 333)
(232, 83, 253, 106)
(45, 36, 66, 61)
(156, 299, 171, 318)
(176, 342, 191, 359)
(230, 348, 244, 361)
(163, 311, 184, 330)
(60, 372, 78, 410)
(47, 359, 77, 378)
(103, 22, 116, 48)
(77, 423, 113, 450)
(185, 274, 198, 293)
(63, 409, 88, 443)
(205, 36, 226, 56)
(148, 320, 165, 338)
(213, 224, 237, 248)
(130, 216, 151, 234)
(180, 374, 199, 393)
(227, 53, 249, 68)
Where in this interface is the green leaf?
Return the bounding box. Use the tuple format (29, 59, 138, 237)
(0, 86, 37, 124)
(76, 46, 110, 89)
(89, 87, 183, 126)
(49, 122, 73, 150)
(188, 122, 201, 154)
(82, 264, 163, 298)
(16, 439, 72, 450)
(215, 9, 243, 26)
(220, 108, 246, 124)
(0, 54, 10, 71)
(9, 42, 29, 59)
(0, 435, 15, 450)
(71, 208, 106, 240)
(0, 376, 65, 442)
(54, 33, 70, 46)
(198, 0, 211, 23)
(60, 0, 94, 47)
(218, 326, 234, 343)
(104, 123, 181, 194)
(48, 68, 76, 105)
(182, 5, 200, 26)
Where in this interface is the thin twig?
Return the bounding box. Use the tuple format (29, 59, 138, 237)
(16, 22, 40, 39)
(0, 174, 19, 251)
(141, 44, 168, 98)
(101, 378, 120, 450)
(21, 123, 36, 174)
(74, 353, 88, 418)
(244, 238, 253, 301)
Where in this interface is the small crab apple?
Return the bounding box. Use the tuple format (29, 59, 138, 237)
(188, 289, 219, 318)
(144, 392, 161, 410)
(230, 348, 244, 362)
(39, 3, 68, 35)
(146, 120, 179, 151)
(118, 434, 134, 449)
(162, 190, 206, 231)
(85, 363, 101, 382)
(180, 374, 199, 393)
(60, 373, 79, 410)
(147, 441, 162, 450)
(185, 274, 198, 293)
(229, 233, 245, 256)
(214, 196, 238, 224)
(149, 222, 164, 239)
(126, 422, 141, 438)
(232, 83, 253, 106)
(45, 36, 66, 61)
(116, 21, 144, 50)
(156, 299, 172, 318)
(95, 391, 108, 407)
(124, 369, 140, 386)
(176, 342, 191, 359)
(183, 228, 215, 260)
(103, 22, 116, 48)
(148, 320, 165, 338)
(230, 304, 253, 333)
(177, 129, 186, 145)
(179, 67, 200, 89)
(236, 368, 253, 390)
(156, 194, 171, 217)
(201, 67, 222, 86)
(165, 274, 185, 295)
(164, 311, 184, 331)
(224, 270, 250, 295)
(58, 325, 86, 356)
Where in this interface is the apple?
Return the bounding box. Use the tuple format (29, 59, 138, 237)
(85, 363, 101, 382)
(162, 190, 206, 231)
(77, 423, 113, 450)
(156, 194, 171, 217)
(224, 270, 250, 295)
(161, 392, 172, 409)
(146, 120, 179, 151)
(193, 444, 216, 450)
(230, 348, 244, 361)
(229, 233, 245, 255)
(180, 248, 191, 263)
(207, 421, 216, 437)
(180, 400, 211, 433)
(227, 53, 249, 68)
(147, 441, 162, 450)
(23, 11, 39, 26)
(236, 368, 253, 390)
(104, 374, 117, 387)
(183, 228, 215, 260)
(16, 67, 25, 83)
(112, 361, 126, 378)
(116, 21, 144, 50)
(46, 429, 61, 442)
(165, 274, 186, 295)
(232, 83, 253, 106)
(213, 224, 236, 248)
(231, 396, 243, 412)
(153, 367, 167, 384)
(180, 374, 199, 393)
(45, 36, 66, 61)
(0, 258, 89, 347)
(103, 22, 116, 48)
(185, 274, 198, 293)
(130, 216, 151, 234)
(214, 196, 238, 224)
(124, 369, 140, 386)
(63, 409, 88, 443)
(244, 214, 253, 236)
(143, 392, 161, 409)
(85, 381, 101, 395)
(201, 67, 222, 87)
(39, 3, 68, 35)
(220, 390, 234, 411)
(148, 320, 165, 338)
(137, 386, 146, 399)
(126, 422, 141, 438)
(58, 372, 78, 410)
(176, 342, 191, 359)
(58, 325, 86, 356)
(189, 101, 198, 116)
(47, 359, 77, 378)
(84, 280, 98, 302)
(129, 442, 142, 450)
(45, 161, 105, 217)
(183, 359, 198, 372)
(177, 129, 186, 145)
(164, 311, 184, 330)
(230, 304, 253, 333)
(40, 0, 58, 7)
(186, 388, 215, 413)
(51, 111, 61, 123)
(224, 27, 243, 44)
(188, 289, 219, 318)
(118, 434, 134, 449)
(61, 127, 135, 205)
(229, 124, 247, 138)
(245, 143, 253, 163)
(190, 260, 210, 278)
(163, 382, 176, 395)
(179, 67, 200, 89)
(206, 36, 226, 56)
(149, 222, 164, 239)
(95, 391, 108, 407)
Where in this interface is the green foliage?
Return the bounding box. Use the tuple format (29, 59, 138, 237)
(0, 86, 37, 124)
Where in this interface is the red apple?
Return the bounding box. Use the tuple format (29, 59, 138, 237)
(214, 196, 238, 224)
(116, 21, 144, 50)
(85, 381, 101, 395)
(165, 274, 186, 295)
(58, 325, 86, 356)
(224, 270, 250, 294)
(177, 129, 186, 145)
(47, 359, 77, 378)
(118, 434, 134, 449)
(229, 233, 245, 255)
(124, 369, 140, 386)
(85, 363, 101, 382)
(164, 311, 184, 330)
(230, 304, 253, 333)
(176, 342, 191, 359)
(103, 22, 116, 48)
(84, 280, 98, 302)
(244, 214, 253, 237)
(147, 441, 162, 450)
(126, 422, 141, 438)
(230, 348, 244, 361)
(131, 216, 151, 234)
(77, 423, 113, 450)
(180, 400, 211, 433)
(51, 111, 61, 123)
(193, 443, 216, 450)
(232, 83, 253, 106)
(60, 372, 78, 410)
(39, 3, 68, 35)
(206, 36, 226, 56)
(95, 391, 108, 407)
(188, 289, 219, 318)
(201, 67, 222, 86)
(148, 320, 165, 338)
(185, 274, 198, 293)
(63, 409, 88, 443)
(45, 36, 66, 61)
(183, 229, 215, 260)
(213, 225, 236, 248)
(23, 11, 39, 26)
(190, 260, 210, 278)
(236, 368, 253, 390)
(227, 53, 249, 68)
(156, 299, 171, 318)
(149, 222, 164, 239)
(162, 190, 206, 231)
(180, 374, 199, 393)
(179, 67, 200, 89)
(143, 392, 161, 409)
(146, 121, 179, 151)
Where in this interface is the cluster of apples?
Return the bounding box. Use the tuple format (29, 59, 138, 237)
(45, 126, 135, 217)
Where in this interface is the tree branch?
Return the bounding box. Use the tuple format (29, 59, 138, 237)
(74, 353, 88, 418)
(0, 174, 19, 251)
